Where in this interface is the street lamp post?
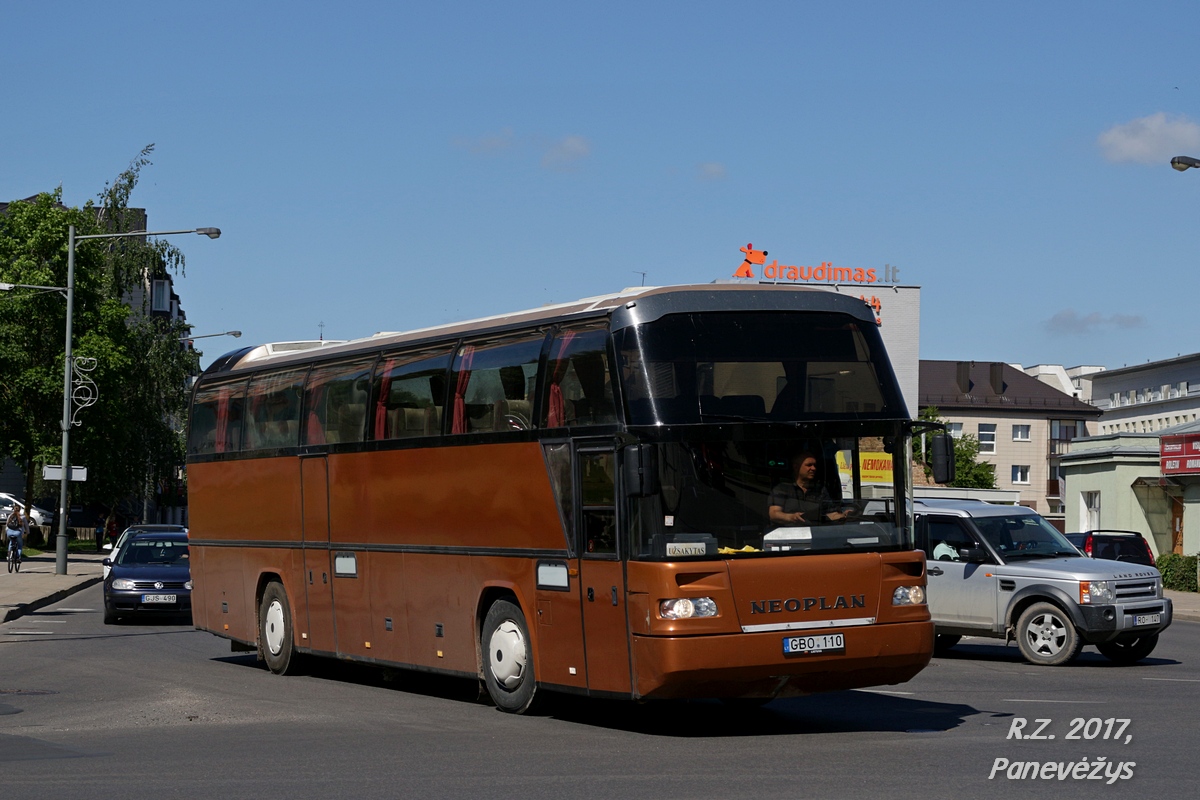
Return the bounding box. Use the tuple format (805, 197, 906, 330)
(1170, 155, 1200, 172)
(49, 225, 220, 574)
(180, 329, 241, 344)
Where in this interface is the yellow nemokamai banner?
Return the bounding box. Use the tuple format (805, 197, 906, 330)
(837, 451, 894, 485)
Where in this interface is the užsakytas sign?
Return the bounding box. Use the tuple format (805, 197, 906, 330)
(732, 243, 900, 285)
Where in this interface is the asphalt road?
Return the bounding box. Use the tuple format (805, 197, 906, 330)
(1, 584, 1196, 800)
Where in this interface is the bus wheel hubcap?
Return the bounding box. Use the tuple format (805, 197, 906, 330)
(265, 600, 285, 655)
(488, 620, 527, 689)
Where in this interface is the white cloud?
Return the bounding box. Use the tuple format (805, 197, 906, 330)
(697, 162, 728, 181)
(540, 135, 591, 171)
(1045, 309, 1146, 335)
(452, 127, 515, 154)
(1097, 113, 1200, 164)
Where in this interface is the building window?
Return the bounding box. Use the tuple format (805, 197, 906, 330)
(1082, 491, 1101, 530)
(151, 279, 170, 312)
(1012, 424, 1030, 441)
(978, 423, 996, 454)
(1011, 465, 1030, 484)
(947, 422, 962, 438)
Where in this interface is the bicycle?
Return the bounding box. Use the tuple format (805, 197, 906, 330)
(6, 536, 20, 573)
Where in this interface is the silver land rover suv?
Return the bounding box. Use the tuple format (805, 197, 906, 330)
(916, 498, 1172, 666)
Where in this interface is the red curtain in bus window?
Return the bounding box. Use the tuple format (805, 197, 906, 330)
(546, 331, 577, 428)
(451, 346, 476, 434)
(373, 358, 396, 439)
(215, 387, 230, 453)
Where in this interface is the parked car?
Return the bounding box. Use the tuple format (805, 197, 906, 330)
(102, 524, 188, 578)
(102, 530, 192, 624)
(916, 498, 1172, 666)
(0, 494, 52, 527)
(1065, 530, 1156, 567)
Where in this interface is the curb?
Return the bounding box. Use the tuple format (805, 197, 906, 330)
(0, 576, 103, 624)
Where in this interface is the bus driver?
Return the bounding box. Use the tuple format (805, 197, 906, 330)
(767, 452, 849, 527)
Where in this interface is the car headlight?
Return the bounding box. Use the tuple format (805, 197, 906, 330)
(111, 578, 137, 590)
(659, 597, 718, 619)
(892, 585, 925, 605)
(184, 580, 193, 590)
(1080, 580, 1113, 604)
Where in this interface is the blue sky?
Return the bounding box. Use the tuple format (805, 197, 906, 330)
(3, 2, 1198, 371)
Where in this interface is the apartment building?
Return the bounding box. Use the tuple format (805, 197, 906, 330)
(1090, 353, 1200, 435)
(920, 360, 1101, 526)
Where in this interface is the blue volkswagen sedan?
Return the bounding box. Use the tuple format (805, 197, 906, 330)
(103, 531, 191, 624)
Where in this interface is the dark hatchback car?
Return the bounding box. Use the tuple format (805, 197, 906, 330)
(1065, 530, 1157, 567)
(103, 531, 192, 624)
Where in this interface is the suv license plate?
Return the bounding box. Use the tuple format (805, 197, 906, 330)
(142, 594, 176, 604)
(1134, 613, 1160, 626)
(783, 633, 845, 655)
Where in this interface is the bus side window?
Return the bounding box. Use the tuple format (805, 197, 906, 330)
(450, 333, 545, 434)
(303, 359, 375, 445)
(541, 327, 616, 428)
(188, 380, 247, 455)
(245, 369, 307, 451)
(372, 348, 453, 440)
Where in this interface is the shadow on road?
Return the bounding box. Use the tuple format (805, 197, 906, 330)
(934, 640, 1181, 668)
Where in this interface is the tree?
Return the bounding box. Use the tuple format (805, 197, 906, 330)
(0, 145, 199, 524)
(915, 406, 996, 489)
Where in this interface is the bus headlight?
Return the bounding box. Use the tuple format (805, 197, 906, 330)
(659, 597, 718, 619)
(1080, 580, 1112, 604)
(112, 578, 136, 590)
(892, 585, 925, 605)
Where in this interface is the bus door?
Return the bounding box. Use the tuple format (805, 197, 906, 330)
(300, 454, 336, 653)
(575, 444, 632, 695)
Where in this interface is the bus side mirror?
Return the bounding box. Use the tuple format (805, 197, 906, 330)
(623, 444, 660, 497)
(930, 433, 956, 484)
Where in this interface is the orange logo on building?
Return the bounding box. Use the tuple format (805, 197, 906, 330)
(734, 243, 768, 278)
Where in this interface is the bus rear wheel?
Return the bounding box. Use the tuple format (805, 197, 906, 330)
(259, 582, 299, 675)
(482, 599, 538, 714)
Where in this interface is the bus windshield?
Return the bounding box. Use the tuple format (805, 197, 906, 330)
(628, 426, 912, 560)
(613, 311, 905, 425)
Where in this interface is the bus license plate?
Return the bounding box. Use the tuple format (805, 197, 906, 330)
(142, 594, 176, 604)
(783, 633, 845, 655)
(1134, 613, 1160, 626)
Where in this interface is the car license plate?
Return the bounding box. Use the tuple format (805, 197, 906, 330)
(783, 633, 845, 655)
(1134, 613, 1160, 626)
(142, 594, 176, 604)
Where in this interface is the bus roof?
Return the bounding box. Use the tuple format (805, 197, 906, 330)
(202, 282, 876, 378)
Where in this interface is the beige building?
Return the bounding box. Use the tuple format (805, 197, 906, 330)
(920, 361, 1101, 527)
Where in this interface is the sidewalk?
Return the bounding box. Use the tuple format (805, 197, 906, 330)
(0, 551, 106, 623)
(1165, 589, 1200, 623)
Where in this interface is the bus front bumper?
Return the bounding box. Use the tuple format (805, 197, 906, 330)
(629, 620, 934, 700)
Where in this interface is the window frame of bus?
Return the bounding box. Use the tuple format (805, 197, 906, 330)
(448, 331, 548, 436)
(301, 357, 377, 447)
(188, 378, 249, 456)
(243, 368, 309, 453)
(539, 323, 619, 430)
(371, 346, 454, 441)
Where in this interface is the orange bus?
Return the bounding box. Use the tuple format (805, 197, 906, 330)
(186, 283, 944, 712)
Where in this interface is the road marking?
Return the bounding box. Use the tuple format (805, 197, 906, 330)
(55, 608, 93, 613)
(1142, 677, 1200, 683)
(856, 689, 915, 695)
(1001, 699, 1104, 704)
(3, 631, 57, 635)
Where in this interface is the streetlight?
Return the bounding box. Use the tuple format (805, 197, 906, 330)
(1170, 156, 1200, 171)
(52, 225, 219, 574)
(180, 329, 241, 343)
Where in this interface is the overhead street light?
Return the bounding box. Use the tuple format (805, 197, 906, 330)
(1170, 155, 1200, 172)
(180, 330, 241, 343)
(0, 225, 221, 574)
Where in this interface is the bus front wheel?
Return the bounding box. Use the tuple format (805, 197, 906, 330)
(482, 599, 538, 713)
(259, 582, 299, 675)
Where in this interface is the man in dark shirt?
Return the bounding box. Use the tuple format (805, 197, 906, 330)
(768, 452, 847, 526)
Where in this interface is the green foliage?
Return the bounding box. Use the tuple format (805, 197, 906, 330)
(0, 145, 200, 513)
(1155, 553, 1198, 593)
(915, 406, 997, 489)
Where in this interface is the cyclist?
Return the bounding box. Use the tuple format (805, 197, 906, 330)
(6, 506, 28, 568)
